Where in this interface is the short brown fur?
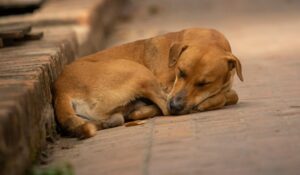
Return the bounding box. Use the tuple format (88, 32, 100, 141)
(55, 28, 243, 138)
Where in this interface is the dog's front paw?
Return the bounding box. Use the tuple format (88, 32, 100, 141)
(195, 89, 239, 112)
(195, 93, 227, 112)
(195, 101, 221, 112)
(127, 105, 162, 120)
(224, 89, 239, 106)
(195, 104, 206, 112)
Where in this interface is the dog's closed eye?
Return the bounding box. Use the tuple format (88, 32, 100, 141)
(195, 81, 210, 88)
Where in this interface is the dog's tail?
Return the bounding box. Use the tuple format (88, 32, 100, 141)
(54, 93, 97, 138)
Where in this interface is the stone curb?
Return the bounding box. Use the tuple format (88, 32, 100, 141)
(0, 0, 127, 174)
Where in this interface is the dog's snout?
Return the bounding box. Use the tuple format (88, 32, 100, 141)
(168, 96, 184, 115)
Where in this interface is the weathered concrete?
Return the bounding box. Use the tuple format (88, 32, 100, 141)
(0, 0, 126, 175)
(50, 0, 300, 175)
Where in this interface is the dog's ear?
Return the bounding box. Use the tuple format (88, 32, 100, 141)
(168, 43, 188, 67)
(226, 53, 244, 81)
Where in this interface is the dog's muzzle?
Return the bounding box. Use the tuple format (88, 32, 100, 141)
(168, 96, 185, 115)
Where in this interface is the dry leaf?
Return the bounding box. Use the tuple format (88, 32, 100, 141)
(125, 120, 146, 127)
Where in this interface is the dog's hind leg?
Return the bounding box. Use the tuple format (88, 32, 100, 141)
(102, 113, 125, 129)
(55, 94, 97, 138)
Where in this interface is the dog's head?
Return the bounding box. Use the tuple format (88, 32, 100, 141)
(167, 43, 243, 115)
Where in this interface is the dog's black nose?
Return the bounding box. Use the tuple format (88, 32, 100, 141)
(168, 97, 184, 115)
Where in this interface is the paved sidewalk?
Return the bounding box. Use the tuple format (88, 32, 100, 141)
(50, 0, 300, 174)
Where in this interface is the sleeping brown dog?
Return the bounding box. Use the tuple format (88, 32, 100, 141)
(55, 28, 243, 138)
(83, 28, 243, 115)
(55, 59, 168, 138)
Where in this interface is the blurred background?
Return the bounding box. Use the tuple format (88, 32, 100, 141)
(1, 0, 300, 175)
(107, 0, 300, 56)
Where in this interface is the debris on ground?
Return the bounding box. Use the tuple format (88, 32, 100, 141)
(125, 120, 147, 127)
